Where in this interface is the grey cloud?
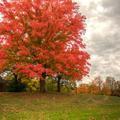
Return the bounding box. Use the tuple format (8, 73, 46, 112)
(102, 0, 120, 16)
(89, 31, 120, 56)
(102, 0, 120, 25)
(79, 0, 120, 80)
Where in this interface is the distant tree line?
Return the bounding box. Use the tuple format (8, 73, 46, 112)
(0, 71, 120, 97)
(74, 76, 120, 97)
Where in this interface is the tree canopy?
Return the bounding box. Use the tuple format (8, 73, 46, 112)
(0, 0, 90, 81)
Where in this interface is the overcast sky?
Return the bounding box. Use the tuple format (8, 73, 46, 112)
(74, 0, 120, 81)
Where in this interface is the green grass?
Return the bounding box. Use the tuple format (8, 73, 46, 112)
(0, 93, 120, 120)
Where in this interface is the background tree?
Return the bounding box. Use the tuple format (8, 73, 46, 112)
(92, 76, 103, 93)
(105, 76, 115, 91)
(113, 80, 120, 96)
(0, 0, 90, 92)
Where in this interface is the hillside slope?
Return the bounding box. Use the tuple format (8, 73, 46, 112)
(0, 93, 120, 120)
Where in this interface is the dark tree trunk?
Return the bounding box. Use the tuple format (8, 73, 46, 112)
(13, 73, 21, 82)
(0, 83, 4, 92)
(57, 75, 62, 92)
(0, 76, 6, 92)
(57, 78, 61, 92)
(13, 73, 18, 81)
(40, 79, 46, 93)
(40, 72, 46, 93)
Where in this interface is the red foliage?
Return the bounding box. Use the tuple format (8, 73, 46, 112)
(0, 0, 90, 80)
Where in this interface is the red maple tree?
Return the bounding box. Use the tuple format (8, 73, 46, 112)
(0, 0, 90, 92)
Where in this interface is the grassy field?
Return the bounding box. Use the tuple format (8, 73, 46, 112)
(0, 93, 120, 120)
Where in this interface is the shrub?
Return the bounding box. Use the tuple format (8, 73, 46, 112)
(7, 78, 26, 92)
(89, 84, 100, 95)
(101, 86, 111, 95)
(21, 78, 39, 92)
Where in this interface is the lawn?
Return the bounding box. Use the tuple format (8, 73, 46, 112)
(0, 93, 120, 120)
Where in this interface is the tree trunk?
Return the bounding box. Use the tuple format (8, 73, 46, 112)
(39, 72, 46, 93)
(57, 75, 62, 92)
(57, 78, 61, 92)
(40, 79, 46, 93)
(13, 73, 21, 83)
(14, 73, 18, 81)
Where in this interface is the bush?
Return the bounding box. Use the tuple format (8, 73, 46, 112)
(101, 86, 111, 95)
(46, 77, 56, 92)
(112, 89, 120, 97)
(89, 84, 100, 95)
(21, 78, 40, 92)
(75, 84, 89, 94)
(7, 78, 26, 92)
